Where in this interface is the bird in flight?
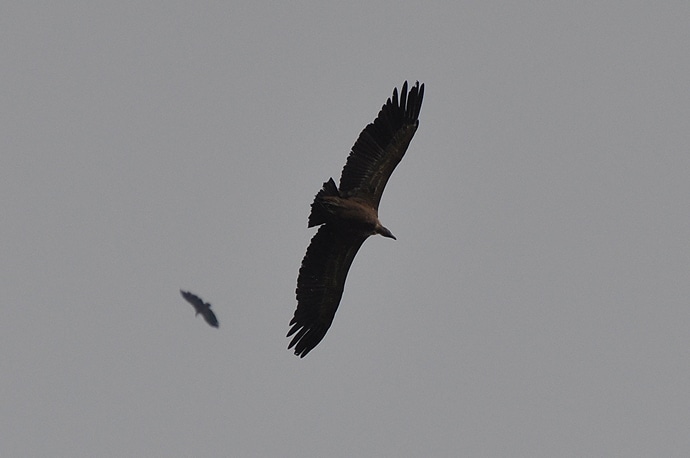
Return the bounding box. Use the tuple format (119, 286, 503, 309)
(180, 290, 219, 328)
(287, 81, 424, 357)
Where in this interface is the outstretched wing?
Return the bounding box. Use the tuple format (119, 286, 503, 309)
(180, 290, 219, 328)
(201, 308, 219, 328)
(288, 226, 368, 357)
(338, 81, 424, 209)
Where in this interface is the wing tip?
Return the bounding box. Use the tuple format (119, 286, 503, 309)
(385, 80, 424, 123)
(400, 80, 424, 121)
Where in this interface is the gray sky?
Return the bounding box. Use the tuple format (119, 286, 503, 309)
(2, 2, 689, 456)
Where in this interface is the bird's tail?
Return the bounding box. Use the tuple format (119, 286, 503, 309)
(308, 178, 339, 227)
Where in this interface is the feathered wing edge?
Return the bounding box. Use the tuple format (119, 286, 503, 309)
(288, 226, 367, 357)
(338, 81, 424, 208)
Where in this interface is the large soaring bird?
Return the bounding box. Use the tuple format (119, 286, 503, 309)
(180, 290, 219, 328)
(287, 81, 424, 357)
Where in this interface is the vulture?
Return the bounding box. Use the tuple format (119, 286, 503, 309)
(287, 81, 424, 357)
(180, 290, 219, 328)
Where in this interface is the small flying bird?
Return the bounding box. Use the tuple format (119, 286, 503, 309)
(287, 81, 424, 357)
(180, 290, 219, 328)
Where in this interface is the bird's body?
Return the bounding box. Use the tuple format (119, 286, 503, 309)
(288, 81, 424, 357)
(180, 290, 219, 328)
(309, 178, 395, 238)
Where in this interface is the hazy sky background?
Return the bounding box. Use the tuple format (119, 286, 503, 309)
(2, 2, 689, 456)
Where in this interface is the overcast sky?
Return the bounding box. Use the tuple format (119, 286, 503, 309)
(2, 2, 690, 456)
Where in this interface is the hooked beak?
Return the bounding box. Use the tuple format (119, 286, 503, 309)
(378, 226, 396, 240)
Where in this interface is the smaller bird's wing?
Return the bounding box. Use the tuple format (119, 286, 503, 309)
(288, 225, 367, 357)
(338, 81, 424, 209)
(180, 290, 219, 328)
(201, 308, 219, 328)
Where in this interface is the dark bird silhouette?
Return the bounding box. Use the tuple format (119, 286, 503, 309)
(180, 290, 219, 328)
(287, 81, 424, 357)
